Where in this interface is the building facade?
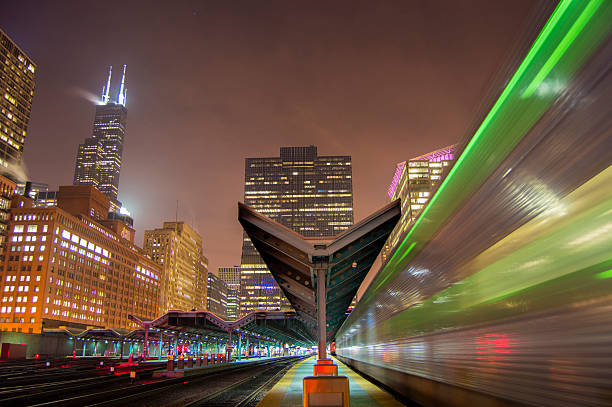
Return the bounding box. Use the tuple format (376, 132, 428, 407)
(382, 145, 456, 261)
(206, 272, 228, 319)
(240, 145, 354, 315)
(143, 222, 208, 314)
(0, 175, 16, 250)
(16, 182, 57, 208)
(218, 266, 240, 319)
(73, 65, 127, 209)
(0, 186, 161, 334)
(0, 29, 36, 177)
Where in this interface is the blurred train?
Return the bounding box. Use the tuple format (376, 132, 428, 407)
(336, 1, 612, 406)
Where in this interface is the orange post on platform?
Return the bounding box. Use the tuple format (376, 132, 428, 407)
(303, 376, 349, 407)
(314, 364, 338, 376)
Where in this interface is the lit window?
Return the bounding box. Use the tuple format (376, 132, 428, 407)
(13, 225, 23, 233)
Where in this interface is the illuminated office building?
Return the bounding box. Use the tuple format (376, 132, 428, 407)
(0, 29, 36, 176)
(16, 181, 48, 199)
(0, 175, 16, 250)
(240, 145, 354, 315)
(206, 272, 228, 319)
(0, 186, 161, 334)
(73, 65, 127, 210)
(218, 266, 240, 319)
(143, 222, 208, 314)
(381, 145, 456, 261)
(16, 182, 57, 208)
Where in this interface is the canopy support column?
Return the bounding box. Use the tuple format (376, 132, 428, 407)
(316, 265, 327, 359)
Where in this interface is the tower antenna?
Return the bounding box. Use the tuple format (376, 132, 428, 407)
(117, 64, 127, 105)
(103, 65, 112, 104)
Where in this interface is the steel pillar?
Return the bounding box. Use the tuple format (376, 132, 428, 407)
(143, 327, 149, 359)
(227, 330, 232, 360)
(158, 332, 163, 360)
(317, 266, 327, 359)
(238, 334, 242, 361)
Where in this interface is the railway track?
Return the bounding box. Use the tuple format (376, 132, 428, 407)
(3, 356, 305, 407)
(183, 356, 300, 407)
(0, 362, 166, 407)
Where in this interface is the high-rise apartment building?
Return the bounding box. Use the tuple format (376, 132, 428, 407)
(240, 145, 354, 315)
(218, 266, 240, 319)
(382, 145, 456, 261)
(206, 272, 228, 319)
(0, 29, 36, 176)
(143, 222, 208, 314)
(73, 65, 127, 209)
(0, 186, 161, 334)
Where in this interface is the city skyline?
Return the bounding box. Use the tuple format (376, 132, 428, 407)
(0, 1, 537, 273)
(0, 3, 608, 404)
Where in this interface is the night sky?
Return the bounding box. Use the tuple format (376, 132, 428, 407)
(1, 1, 536, 274)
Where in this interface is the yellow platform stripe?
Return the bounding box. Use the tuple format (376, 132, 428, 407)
(332, 356, 405, 407)
(256, 356, 314, 407)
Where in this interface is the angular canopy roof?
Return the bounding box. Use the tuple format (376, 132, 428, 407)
(238, 199, 401, 341)
(130, 310, 315, 346)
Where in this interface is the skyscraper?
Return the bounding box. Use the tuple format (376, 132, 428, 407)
(206, 273, 228, 319)
(73, 65, 127, 209)
(143, 222, 208, 314)
(239, 145, 354, 315)
(218, 266, 240, 319)
(0, 29, 36, 178)
(381, 145, 456, 261)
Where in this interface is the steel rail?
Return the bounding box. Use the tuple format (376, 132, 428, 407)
(26, 357, 303, 407)
(182, 357, 301, 407)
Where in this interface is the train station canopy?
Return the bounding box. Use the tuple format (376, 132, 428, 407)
(238, 200, 401, 341)
(130, 310, 315, 347)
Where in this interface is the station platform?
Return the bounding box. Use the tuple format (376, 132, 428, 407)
(256, 356, 404, 407)
(152, 355, 290, 378)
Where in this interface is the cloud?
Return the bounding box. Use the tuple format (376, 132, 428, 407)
(68, 87, 100, 105)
